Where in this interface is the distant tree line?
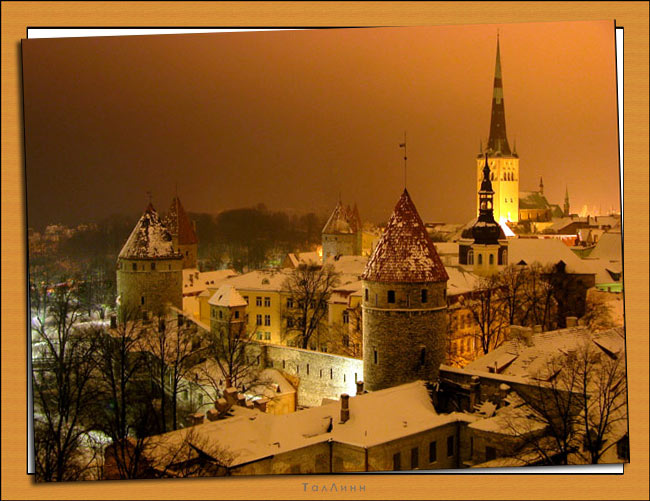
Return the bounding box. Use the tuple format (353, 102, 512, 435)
(191, 205, 326, 272)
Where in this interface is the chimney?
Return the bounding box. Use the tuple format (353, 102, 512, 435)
(566, 316, 578, 327)
(498, 383, 511, 408)
(340, 394, 350, 423)
(254, 398, 269, 413)
(206, 409, 220, 421)
(110, 314, 117, 329)
(356, 381, 364, 395)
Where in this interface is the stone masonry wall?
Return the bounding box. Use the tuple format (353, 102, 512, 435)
(117, 257, 182, 316)
(362, 281, 449, 392)
(248, 342, 363, 407)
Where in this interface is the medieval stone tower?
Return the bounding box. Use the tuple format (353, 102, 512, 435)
(321, 200, 362, 263)
(116, 203, 183, 318)
(164, 195, 199, 269)
(477, 34, 519, 223)
(361, 189, 449, 392)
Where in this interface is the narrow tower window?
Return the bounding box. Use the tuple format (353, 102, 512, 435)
(421, 289, 428, 303)
(420, 347, 426, 367)
(374, 349, 378, 364)
(387, 290, 395, 303)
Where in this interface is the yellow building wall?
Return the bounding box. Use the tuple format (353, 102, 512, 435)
(476, 156, 519, 223)
(472, 244, 500, 276)
(237, 289, 286, 344)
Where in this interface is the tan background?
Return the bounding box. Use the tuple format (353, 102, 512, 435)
(2, 2, 648, 499)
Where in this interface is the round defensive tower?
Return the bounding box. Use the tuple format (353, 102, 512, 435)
(116, 203, 183, 318)
(321, 200, 362, 262)
(361, 189, 449, 392)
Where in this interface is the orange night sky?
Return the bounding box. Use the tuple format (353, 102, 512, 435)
(21, 21, 620, 229)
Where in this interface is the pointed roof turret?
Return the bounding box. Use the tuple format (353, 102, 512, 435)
(487, 33, 512, 156)
(361, 190, 448, 283)
(473, 154, 502, 245)
(118, 203, 179, 259)
(164, 196, 198, 245)
(352, 203, 362, 232)
(323, 201, 355, 234)
(539, 176, 544, 195)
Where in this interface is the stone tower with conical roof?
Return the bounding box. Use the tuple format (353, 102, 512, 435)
(164, 196, 199, 269)
(476, 33, 520, 223)
(321, 200, 362, 262)
(361, 189, 449, 392)
(116, 203, 183, 318)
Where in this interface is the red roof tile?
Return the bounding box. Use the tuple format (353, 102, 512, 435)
(361, 190, 448, 283)
(165, 196, 198, 245)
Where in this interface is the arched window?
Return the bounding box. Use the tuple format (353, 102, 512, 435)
(489, 254, 494, 265)
(468, 250, 474, 265)
(478, 254, 483, 265)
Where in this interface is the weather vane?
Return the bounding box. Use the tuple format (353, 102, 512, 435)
(399, 131, 408, 189)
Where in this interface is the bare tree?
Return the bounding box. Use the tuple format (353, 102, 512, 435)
(93, 311, 155, 479)
(31, 281, 100, 482)
(581, 291, 616, 332)
(502, 338, 627, 465)
(519, 263, 557, 331)
(282, 263, 340, 349)
(142, 314, 201, 432)
(460, 274, 507, 355)
(202, 310, 261, 393)
(496, 264, 528, 327)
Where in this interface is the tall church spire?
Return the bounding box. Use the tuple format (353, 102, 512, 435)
(487, 33, 512, 156)
(564, 186, 570, 216)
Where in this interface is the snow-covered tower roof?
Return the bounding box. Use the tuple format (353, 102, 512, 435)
(361, 190, 448, 283)
(118, 203, 180, 259)
(322, 201, 356, 234)
(164, 196, 198, 245)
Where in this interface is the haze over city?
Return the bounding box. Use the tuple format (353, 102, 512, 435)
(22, 22, 619, 229)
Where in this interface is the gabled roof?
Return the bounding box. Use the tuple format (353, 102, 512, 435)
(322, 201, 357, 234)
(361, 190, 448, 283)
(118, 203, 179, 260)
(519, 191, 551, 210)
(164, 196, 198, 245)
(208, 284, 248, 308)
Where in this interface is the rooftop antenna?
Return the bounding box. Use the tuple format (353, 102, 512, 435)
(399, 131, 408, 189)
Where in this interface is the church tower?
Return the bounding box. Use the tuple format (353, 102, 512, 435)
(476, 33, 519, 223)
(164, 196, 198, 269)
(471, 154, 508, 276)
(321, 200, 362, 263)
(116, 203, 183, 319)
(361, 190, 449, 392)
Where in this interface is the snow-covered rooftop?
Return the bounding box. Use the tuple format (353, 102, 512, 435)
(507, 238, 594, 274)
(464, 327, 625, 380)
(322, 201, 360, 235)
(183, 269, 238, 295)
(164, 196, 198, 245)
(208, 284, 248, 308)
(118, 203, 179, 260)
(362, 190, 449, 283)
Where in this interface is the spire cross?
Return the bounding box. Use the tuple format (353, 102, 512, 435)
(399, 131, 408, 189)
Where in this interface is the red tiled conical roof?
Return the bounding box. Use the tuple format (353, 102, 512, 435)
(361, 190, 448, 283)
(118, 203, 179, 259)
(164, 196, 198, 245)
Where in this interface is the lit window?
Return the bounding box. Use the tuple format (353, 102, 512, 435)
(256, 297, 262, 307)
(264, 315, 271, 326)
(264, 332, 271, 340)
(264, 297, 271, 307)
(256, 314, 262, 325)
